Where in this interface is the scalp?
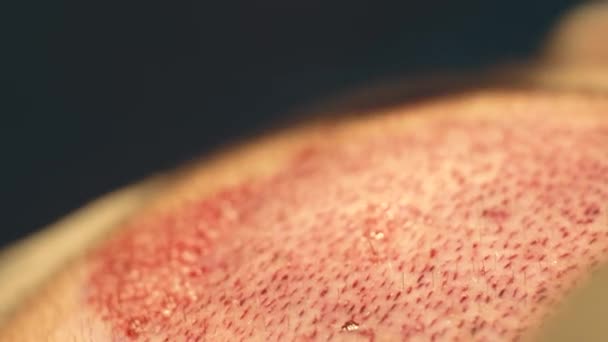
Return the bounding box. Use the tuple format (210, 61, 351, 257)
(88, 91, 608, 341)
(1, 89, 608, 341)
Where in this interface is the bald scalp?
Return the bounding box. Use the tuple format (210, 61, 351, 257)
(77, 91, 608, 341)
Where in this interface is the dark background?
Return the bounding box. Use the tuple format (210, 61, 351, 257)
(4, 0, 582, 247)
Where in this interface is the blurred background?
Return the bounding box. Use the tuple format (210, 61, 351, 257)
(3, 0, 583, 247)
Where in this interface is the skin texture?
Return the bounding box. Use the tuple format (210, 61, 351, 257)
(85, 93, 608, 341)
(1, 4, 608, 342)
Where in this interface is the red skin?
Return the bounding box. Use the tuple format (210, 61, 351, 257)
(86, 95, 608, 341)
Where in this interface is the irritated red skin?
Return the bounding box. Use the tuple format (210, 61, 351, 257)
(87, 109, 608, 341)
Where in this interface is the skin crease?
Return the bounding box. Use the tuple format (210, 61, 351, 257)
(1, 4, 608, 342)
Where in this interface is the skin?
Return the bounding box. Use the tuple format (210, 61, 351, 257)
(1, 3, 608, 341)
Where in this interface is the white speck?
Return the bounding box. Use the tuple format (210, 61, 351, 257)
(370, 231, 385, 240)
(341, 320, 360, 332)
